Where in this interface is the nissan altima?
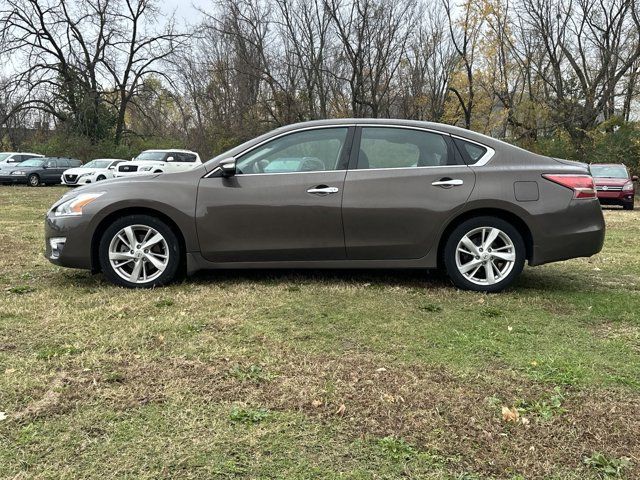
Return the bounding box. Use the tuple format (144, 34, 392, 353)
(44, 119, 605, 292)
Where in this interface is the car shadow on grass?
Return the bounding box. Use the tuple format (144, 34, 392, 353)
(188, 268, 451, 290)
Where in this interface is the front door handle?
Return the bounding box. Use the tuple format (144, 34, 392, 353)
(307, 185, 339, 195)
(432, 178, 463, 188)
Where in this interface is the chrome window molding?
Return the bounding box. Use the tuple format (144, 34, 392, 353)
(203, 123, 496, 178)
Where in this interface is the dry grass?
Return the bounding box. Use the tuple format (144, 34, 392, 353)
(0, 186, 639, 479)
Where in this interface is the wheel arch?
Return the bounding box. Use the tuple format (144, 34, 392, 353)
(91, 207, 187, 273)
(437, 207, 534, 268)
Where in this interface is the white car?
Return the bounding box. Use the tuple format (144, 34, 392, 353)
(0, 152, 43, 171)
(61, 158, 128, 186)
(114, 149, 202, 177)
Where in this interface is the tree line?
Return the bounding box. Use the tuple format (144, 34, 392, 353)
(1, 0, 639, 169)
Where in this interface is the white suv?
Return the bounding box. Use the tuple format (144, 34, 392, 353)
(0, 152, 43, 171)
(114, 149, 201, 177)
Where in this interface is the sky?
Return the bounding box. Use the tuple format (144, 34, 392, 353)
(161, 0, 210, 25)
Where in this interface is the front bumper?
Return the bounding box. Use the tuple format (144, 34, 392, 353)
(0, 174, 27, 184)
(61, 175, 96, 186)
(44, 213, 94, 270)
(596, 190, 634, 206)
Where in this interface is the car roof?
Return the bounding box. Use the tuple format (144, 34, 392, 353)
(141, 149, 198, 154)
(89, 158, 128, 162)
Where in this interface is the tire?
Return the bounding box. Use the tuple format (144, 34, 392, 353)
(27, 174, 41, 187)
(622, 203, 634, 211)
(98, 214, 181, 288)
(443, 216, 526, 293)
(96, 175, 106, 182)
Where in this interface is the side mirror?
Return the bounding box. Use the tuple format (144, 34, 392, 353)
(633, 175, 638, 182)
(166, 156, 174, 162)
(108, 166, 115, 170)
(218, 157, 236, 177)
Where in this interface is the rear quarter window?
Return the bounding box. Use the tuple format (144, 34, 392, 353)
(453, 138, 488, 164)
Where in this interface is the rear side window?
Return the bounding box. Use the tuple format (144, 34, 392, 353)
(453, 138, 488, 164)
(70, 159, 82, 167)
(357, 127, 461, 169)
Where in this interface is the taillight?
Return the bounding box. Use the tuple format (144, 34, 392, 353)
(542, 174, 596, 199)
(622, 181, 634, 192)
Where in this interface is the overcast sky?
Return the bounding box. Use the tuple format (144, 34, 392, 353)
(162, 0, 210, 25)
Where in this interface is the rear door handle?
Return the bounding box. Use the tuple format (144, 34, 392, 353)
(432, 178, 463, 187)
(307, 185, 339, 195)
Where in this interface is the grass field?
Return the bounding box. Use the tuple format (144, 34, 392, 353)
(0, 186, 638, 479)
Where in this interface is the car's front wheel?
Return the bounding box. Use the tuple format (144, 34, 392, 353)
(98, 215, 181, 288)
(27, 174, 41, 187)
(443, 216, 525, 292)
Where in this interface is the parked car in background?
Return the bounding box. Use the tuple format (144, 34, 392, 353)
(62, 158, 128, 186)
(114, 149, 201, 178)
(0, 152, 43, 171)
(1, 157, 82, 186)
(45, 119, 605, 292)
(589, 163, 637, 210)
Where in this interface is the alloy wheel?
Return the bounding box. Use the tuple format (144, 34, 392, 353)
(108, 225, 169, 284)
(455, 226, 516, 286)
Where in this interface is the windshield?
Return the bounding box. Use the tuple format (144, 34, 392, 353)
(0, 154, 11, 162)
(19, 158, 45, 167)
(83, 160, 111, 169)
(590, 165, 628, 179)
(135, 151, 166, 162)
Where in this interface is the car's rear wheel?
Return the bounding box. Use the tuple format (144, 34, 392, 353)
(444, 216, 525, 292)
(98, 215, 181, 288)
(27, 174, 41, 187)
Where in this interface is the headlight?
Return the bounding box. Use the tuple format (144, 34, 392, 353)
(139, 165, 153, 171)
(622, 181, 633, 192)
(11, 170, 25, 175)
(54, 192, 104, 217)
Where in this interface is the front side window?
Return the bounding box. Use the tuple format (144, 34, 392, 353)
(174, 153, 197, 162)
(236, 128, 349, 174)
(357, 127, 459, 169)
(45, 159, 57, 168)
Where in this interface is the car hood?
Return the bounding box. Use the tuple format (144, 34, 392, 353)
(593, 177, 629, 186)
(126, 161, 165, 167)
(64, 167, 104, 175)
(4, 165, 39, 173)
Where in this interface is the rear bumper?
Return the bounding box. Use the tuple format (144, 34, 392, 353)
(530, 198, 605, 266)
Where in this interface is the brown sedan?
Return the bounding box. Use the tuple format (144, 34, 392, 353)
(45, 119, 605, 292)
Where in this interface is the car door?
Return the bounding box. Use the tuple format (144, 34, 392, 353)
(342, 126, 477, 260)
(42, 159, 59, 182)
(196, 127, 353, 262)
